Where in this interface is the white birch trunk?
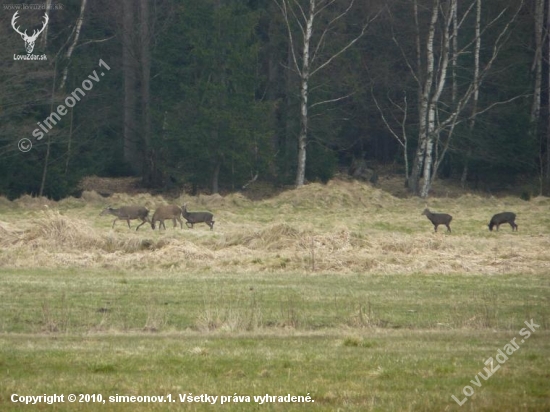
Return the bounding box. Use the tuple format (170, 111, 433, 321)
(275, 0, 375, 188)
(411, 0, 422, 188)
(295, 0, 315, 187)
(421, 0, 454, 197)
(404, 0, 522, 196)
(410, 0, 438, 196)
(420, 106, 436, 198)
(59, 0, 87, 90)
(461, 0, 481, 187)
(40, 0, 52, 49)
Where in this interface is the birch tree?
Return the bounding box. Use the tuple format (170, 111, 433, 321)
(59, 0, 87, 91)
(459, 0, 481, 187)
(404, 0, 524, 197)
(40, 0, 52, 49)
(274, 0, 378, 187)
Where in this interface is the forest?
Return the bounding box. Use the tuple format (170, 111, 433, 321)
(0, 0, 548, 199)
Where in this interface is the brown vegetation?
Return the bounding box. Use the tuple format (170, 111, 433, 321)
(0, 179, 549, 274)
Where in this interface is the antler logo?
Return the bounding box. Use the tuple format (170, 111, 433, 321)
(11, 11, 49, 54)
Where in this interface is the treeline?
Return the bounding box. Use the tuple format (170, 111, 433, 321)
(0, 0, 547, 199)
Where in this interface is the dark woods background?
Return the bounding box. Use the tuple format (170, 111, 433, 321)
(0, 0, 547, 199)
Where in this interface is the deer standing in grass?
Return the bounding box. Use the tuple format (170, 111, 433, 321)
(422, 208, 453, 233)
(151, 205, 183, 230)
(182, 203, 215, 230)
(100, 206, 150, 230)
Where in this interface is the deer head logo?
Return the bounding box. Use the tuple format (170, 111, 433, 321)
(11, 11, 49, 54)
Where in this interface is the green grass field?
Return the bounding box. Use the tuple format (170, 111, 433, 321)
(0, 180, 549, 411)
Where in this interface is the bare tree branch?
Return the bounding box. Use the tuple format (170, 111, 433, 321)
(75, 35, 116, 50)
(311, 9, 380, 77)
(309, 93, 353, 108)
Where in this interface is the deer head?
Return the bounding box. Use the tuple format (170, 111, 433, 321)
(11, 11, 49, 54)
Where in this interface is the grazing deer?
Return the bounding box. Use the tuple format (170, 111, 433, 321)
(151, 205, 183, 230)
(488, 212, 518, 231)
(100, 206, 150, 230)
(182, 203, 215, 230)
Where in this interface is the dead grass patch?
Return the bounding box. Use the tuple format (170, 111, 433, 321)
(225, 223, 305, 251)
(0, 179, 549, 274)
(0, 196, 13, 208)
(13, 195, 56, 209)
(79, 175, 145, 195)
(108, 192, 166, 210)
(80, 190, 107, 204)
(20, 210, 105, 249)
(270, 179, 397, 209)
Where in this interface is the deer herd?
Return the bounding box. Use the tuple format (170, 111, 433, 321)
(100, 204, 214, 231)
(421, 209, 518, 233)
(100, 203, 517, 234)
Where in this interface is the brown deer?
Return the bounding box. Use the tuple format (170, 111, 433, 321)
(151, 205, 183, 230)
(100, 206, 150, 230)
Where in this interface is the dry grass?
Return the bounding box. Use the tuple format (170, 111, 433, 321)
(2, 180, 548, 412)
(79, 175, 146, 195)
(0, 180, 549, 274)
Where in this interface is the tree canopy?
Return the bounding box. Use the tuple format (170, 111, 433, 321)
(0, 0, 546, 199)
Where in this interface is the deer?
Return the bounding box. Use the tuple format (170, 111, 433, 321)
(422, 208, 453, 233)
(181, 203, 215, 230)
(11, 11, 49, 54)
(488, 212, 518, 231)
(100, 206, 150, 230)
(151, 205, 183, 230)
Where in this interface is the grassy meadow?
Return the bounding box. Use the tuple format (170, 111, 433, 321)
(0, 179, 549, 411)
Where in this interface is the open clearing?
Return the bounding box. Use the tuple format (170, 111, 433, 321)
(0, 180, 549, 411)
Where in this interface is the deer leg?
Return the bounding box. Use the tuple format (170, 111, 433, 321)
(112, 218, 118, 228)
(136, 219, 147, 231)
